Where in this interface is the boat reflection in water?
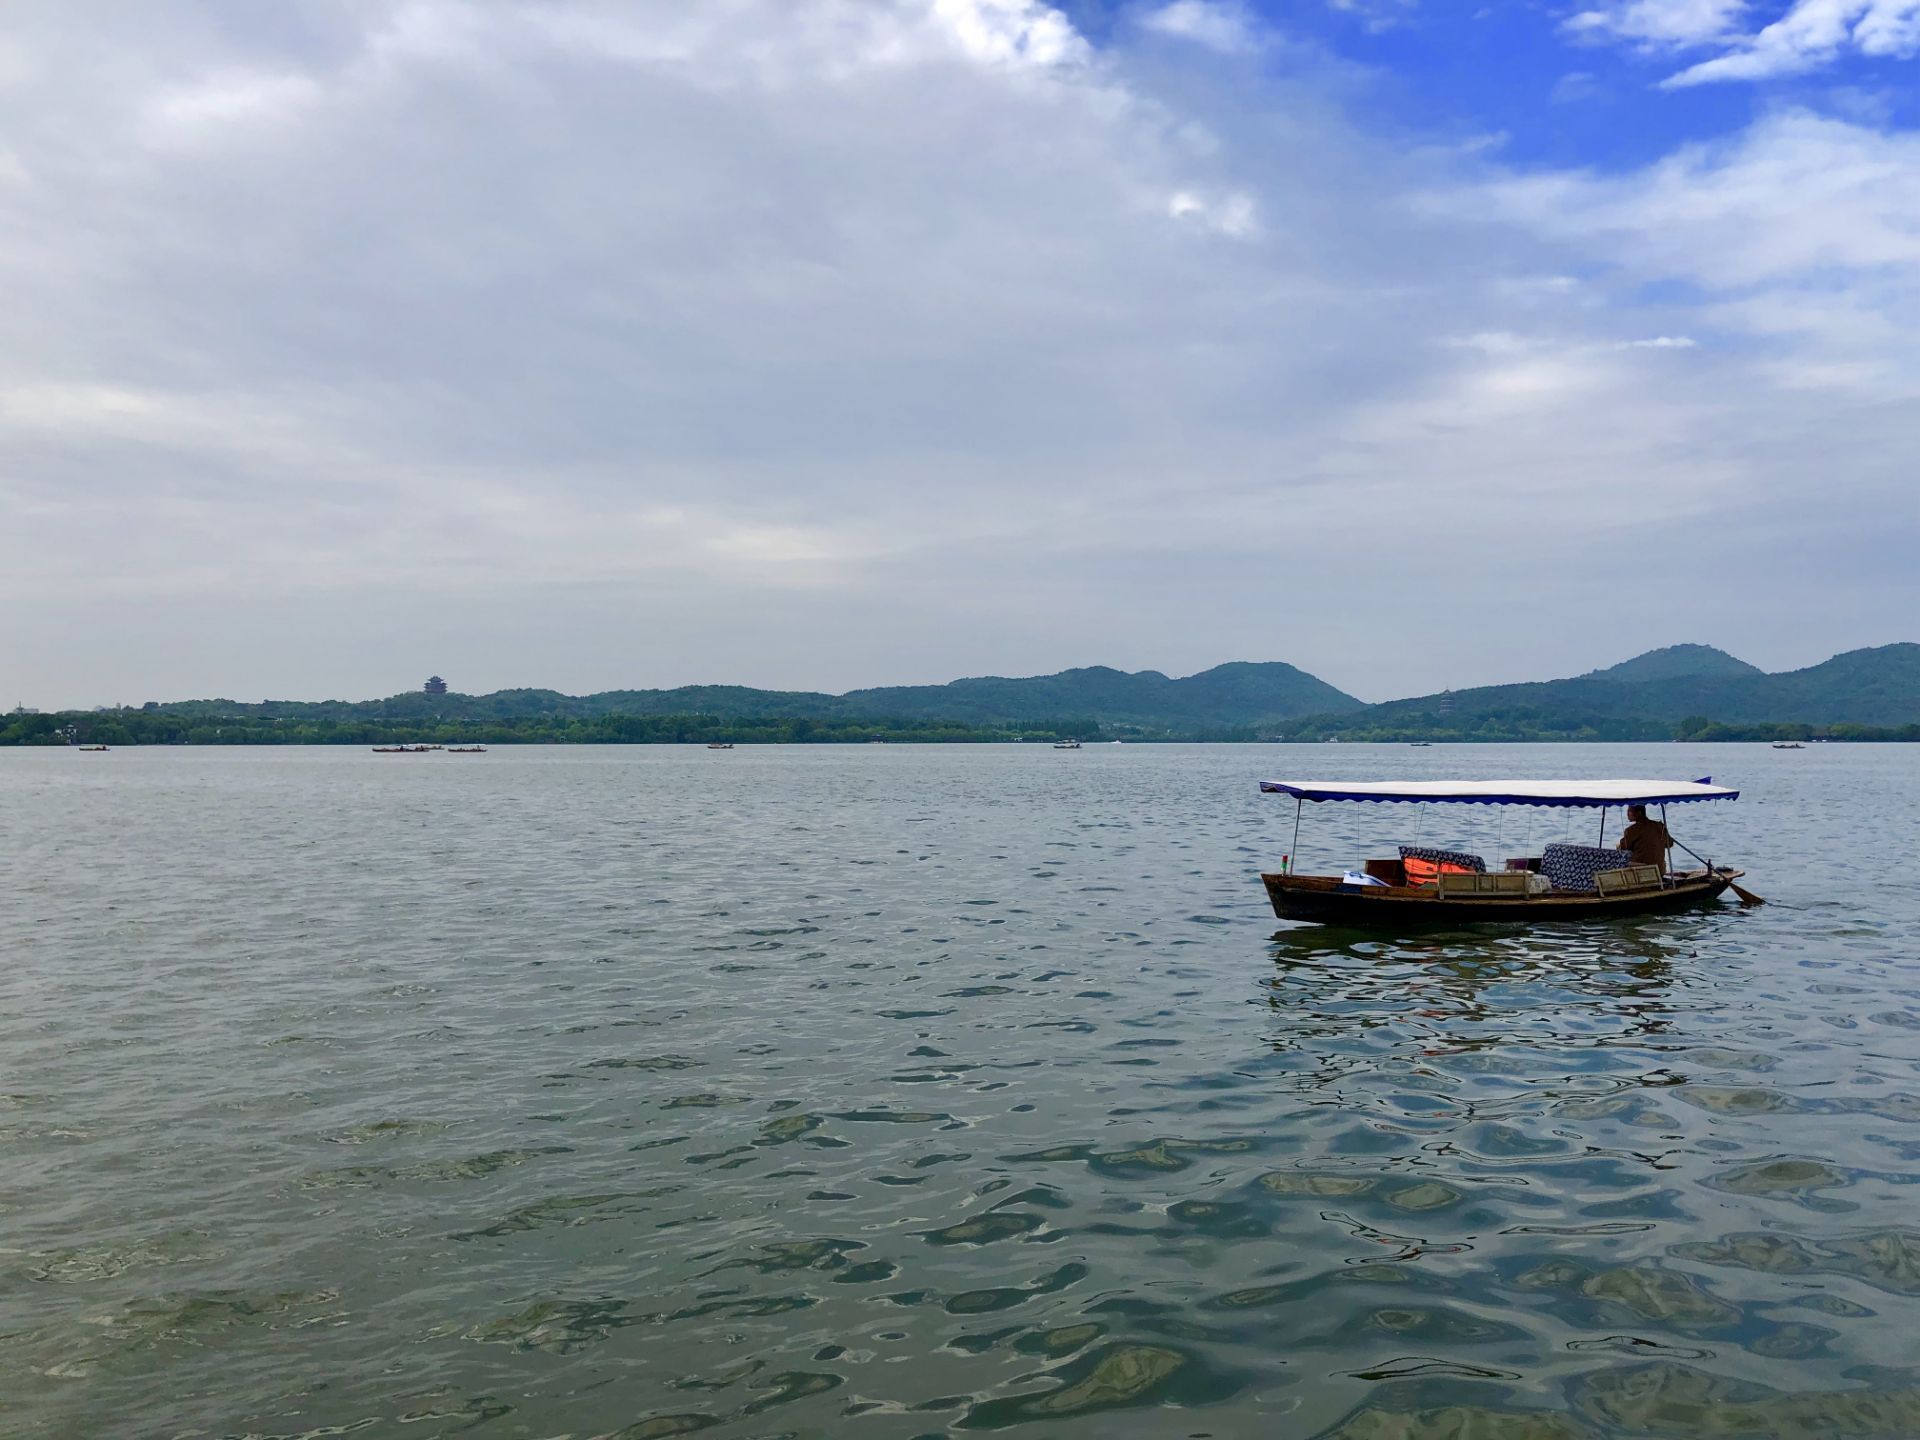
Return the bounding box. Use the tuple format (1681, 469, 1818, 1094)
(1262, 919, 1689, 1058)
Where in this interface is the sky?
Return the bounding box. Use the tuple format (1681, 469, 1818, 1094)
(3, 0, 1916, 708)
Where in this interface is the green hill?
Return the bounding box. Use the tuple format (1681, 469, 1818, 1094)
(1301, 642, 1920, 739)
(1682, 644, 1920, 725)
(843, 661, 1362, 728)
(1584, 644, 1763, 684)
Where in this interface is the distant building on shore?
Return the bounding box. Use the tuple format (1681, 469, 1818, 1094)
(424, 675, 448, 696)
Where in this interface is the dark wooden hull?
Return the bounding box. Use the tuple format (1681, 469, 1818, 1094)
(1262, 870, 1739, 927)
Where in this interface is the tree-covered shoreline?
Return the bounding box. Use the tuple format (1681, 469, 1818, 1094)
(5, 704, 1915, 747)
(0, 708, 1111, 748)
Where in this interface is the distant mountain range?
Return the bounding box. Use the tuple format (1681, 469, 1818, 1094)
(123, 659, 1363, 732)
(10, 643, 1919, 745)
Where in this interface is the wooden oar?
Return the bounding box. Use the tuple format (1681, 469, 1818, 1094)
(1670, 836, 1765, 906)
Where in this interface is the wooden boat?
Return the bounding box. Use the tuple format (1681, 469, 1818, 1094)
(1264, 866, 1743, 925)
(1053, 739, 1082, 750)
(707, 742, 734, 750)
(446, 746, 487, 753)
(372, 744, 433, 753)
(1259, 778, 1748, 927)
(1772, 742, 1805, 750)
(76, 744, 110, 752)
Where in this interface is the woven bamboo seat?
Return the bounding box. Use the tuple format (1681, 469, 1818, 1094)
(1593, 864, 1664, 896)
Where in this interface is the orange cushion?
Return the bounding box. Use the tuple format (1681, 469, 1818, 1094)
(1404, 857, 1475, 886)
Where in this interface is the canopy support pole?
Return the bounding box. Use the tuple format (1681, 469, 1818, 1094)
(1598, 806, 1607, 846)
(1290, 797, 1302, 874)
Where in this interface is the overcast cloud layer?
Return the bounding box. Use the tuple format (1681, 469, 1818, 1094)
(2, 0, 1916, 706)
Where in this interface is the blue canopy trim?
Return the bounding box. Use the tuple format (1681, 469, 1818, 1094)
(1258, 778, 1738, 808)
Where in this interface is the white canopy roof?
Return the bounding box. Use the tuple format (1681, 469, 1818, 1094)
(1259, 778, 1738, 808)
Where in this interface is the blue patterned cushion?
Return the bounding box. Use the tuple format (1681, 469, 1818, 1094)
(1541, 844, 1633, 893)
(1399, 845, 1487, 874)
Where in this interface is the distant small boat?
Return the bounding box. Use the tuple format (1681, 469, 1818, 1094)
(1772, 742, 1805, 750)
(446, 746, 487, 754)
(1410, 742, 1433, 747)
(76, 744, 109, 752)
(707, 742, 734, 750)
(1053, 739, 1082, 750)
(372, 744, 433, 753)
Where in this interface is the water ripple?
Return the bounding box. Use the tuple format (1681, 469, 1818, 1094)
(4, 741, 1919, 1436)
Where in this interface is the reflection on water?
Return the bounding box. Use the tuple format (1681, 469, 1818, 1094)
(2, 741, 1919, 1437)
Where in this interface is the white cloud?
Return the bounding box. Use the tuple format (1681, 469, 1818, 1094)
(1326, 0, 1418, 34)
(1166, 188, 1258, 235)
(1475, 111, 1920, 296)
(1858, 0, 1920, 51)
(926, 0, 1090, 69)
(1567, 0, 1748, 47)
(1575, 0, 1920, 84)
(1551, 70, 1608, 102)
(143, 69, 324, 148)
(1142, 1, 1259, 53)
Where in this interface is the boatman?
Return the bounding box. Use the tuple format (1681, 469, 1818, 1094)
(1616, 805, 1672, 870)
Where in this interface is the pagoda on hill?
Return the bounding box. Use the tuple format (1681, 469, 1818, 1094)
(424, 675, 448, 696)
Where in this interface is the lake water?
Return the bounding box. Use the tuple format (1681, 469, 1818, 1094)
(5, 742, 1920, 1439)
